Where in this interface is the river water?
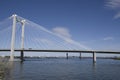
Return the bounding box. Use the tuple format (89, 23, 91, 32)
(5, 58, 120, 80)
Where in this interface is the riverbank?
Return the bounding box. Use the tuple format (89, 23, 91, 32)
(0, 57, 9, 80)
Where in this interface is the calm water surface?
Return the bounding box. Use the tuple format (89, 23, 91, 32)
(6, 58, 120, 80)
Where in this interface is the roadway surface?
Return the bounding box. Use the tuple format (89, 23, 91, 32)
(0, 49, 120, 54)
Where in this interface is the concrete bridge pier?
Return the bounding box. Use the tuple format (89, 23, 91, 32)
(20, 50, 24, 62)
(93, 52, 96, 63)
(66, 53, 68, 59)
(79, 52, 82, 59)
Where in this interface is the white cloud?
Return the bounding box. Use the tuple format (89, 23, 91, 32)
(114, 12, 120, 19)
(52, 27, 71, 38)
(52, 27, 73, 44)
(52, 27, 91, 50)
(105, 0, 120, 19)
(103, 37, 114, 40)
(105, 0, 120, 9)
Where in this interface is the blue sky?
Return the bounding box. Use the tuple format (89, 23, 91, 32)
(0, 0, 120, 56)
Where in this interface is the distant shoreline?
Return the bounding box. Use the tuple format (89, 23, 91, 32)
(17, 56, 120, 59)
(1, 56, 120, 60)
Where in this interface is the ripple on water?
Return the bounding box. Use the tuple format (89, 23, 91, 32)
(5, 58, 120, 80)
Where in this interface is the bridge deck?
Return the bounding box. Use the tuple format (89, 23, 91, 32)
(0, 49, 120, 54)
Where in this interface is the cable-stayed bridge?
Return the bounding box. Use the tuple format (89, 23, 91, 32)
(0, 14, 120, 63)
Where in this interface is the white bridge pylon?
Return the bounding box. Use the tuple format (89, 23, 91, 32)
(9, 14, 25, 61)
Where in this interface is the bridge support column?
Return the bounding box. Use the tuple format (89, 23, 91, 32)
(20, 50, 24, 62)
(20, 20, 25, 62)
(79, 52, 82, 59)
(66, 53, 68, 59)
(10, 14, 17, 61)
(93, 52, 96, 63)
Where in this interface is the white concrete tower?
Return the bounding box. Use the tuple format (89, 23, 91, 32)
(20, 20, 25, 62)
(10, 14, 17, 61)
(21, 20, 25, 50)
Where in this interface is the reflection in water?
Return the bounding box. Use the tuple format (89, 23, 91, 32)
(92, 62, 97, 79)
(93, 62, 96, 70)
(5, 62, 24, 80)
(19, 62, 24, 80)
(5, 62, 14, 80)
